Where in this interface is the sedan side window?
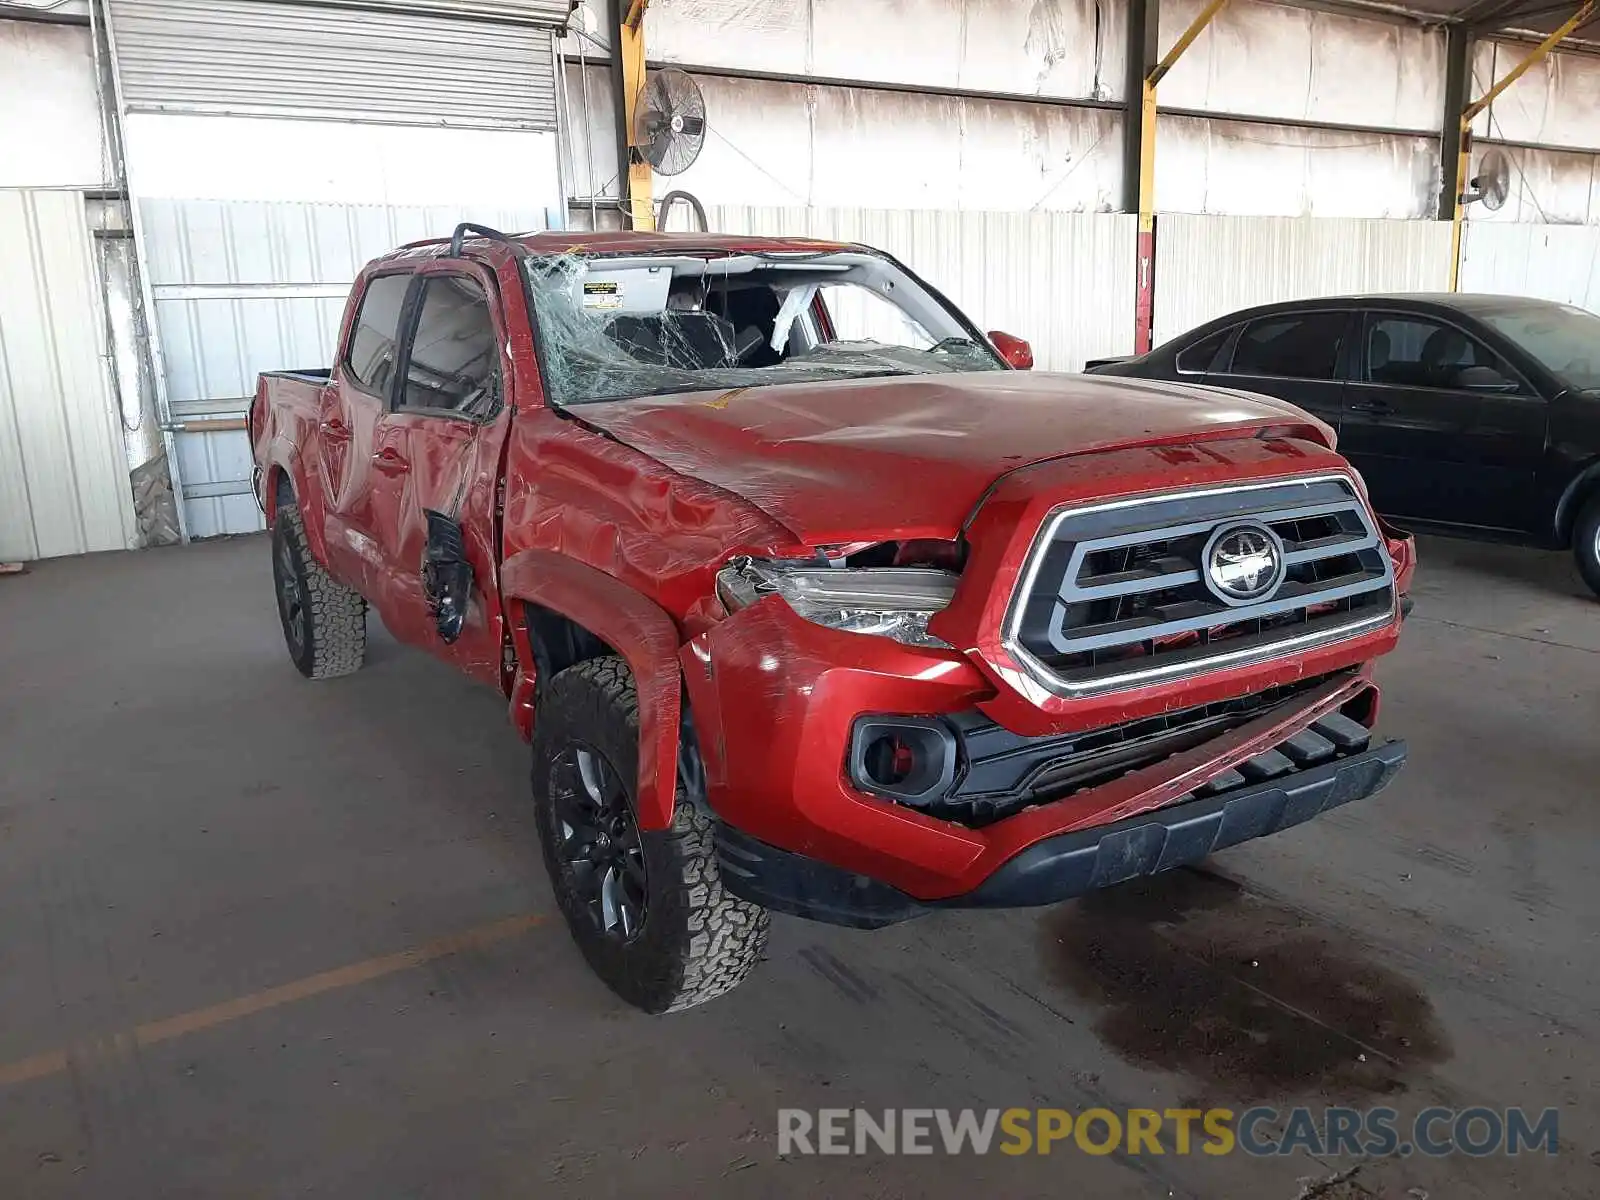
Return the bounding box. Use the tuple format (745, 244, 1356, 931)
(1364, 316, 1519, 392)
(1228, 312, 1347, 380)
(398, 276, 502, 418)
(345, 273, 411, 396)
(1175, 326, 1233, 374)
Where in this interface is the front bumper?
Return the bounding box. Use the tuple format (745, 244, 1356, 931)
(715, 735, 1407, 927)
(682, 594, 1404, 903)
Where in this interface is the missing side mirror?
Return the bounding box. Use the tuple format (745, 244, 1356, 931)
(422, 510, 473, 643)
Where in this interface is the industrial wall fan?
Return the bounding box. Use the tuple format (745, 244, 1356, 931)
(1465, 148, 1511, 211)
(633, 67, 706, 176)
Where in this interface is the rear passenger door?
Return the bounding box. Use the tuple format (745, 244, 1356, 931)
(1338, 311, 1547, 532)
(1204, 309, 1353, 431)
(363, 262, 514, 687)
(320, 271, 412, 595)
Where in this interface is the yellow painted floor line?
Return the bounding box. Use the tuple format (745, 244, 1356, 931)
(0, 912, 545, 1090)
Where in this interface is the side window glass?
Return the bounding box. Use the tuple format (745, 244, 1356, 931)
(1365, 316, 1514, 392)
(400, 276, 501, 417)
(817, 284, 935, 350)
(1176, 327, 1232, 373)
(1230, 312, 1347, 380)
(345, 273, 411, 395)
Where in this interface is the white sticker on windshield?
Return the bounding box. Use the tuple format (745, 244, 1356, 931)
(582, 280, 623, 310)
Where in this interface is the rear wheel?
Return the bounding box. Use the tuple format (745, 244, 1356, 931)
(271, 504, 367, 678)
(531, 657, 769, 1013)
(1574, 494, 1600, 599)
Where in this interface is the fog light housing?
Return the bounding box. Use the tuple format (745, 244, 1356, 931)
(847, 717, 957, 806)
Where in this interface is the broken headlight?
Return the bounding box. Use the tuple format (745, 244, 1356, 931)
(716, 559, 958, 649)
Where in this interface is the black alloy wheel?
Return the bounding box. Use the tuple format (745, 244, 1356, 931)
(274, 528, 308, 659)
(549, 742, 649, 940)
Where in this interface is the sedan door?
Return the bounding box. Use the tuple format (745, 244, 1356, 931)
(1338, 311, 1548, 533)
(1203, 309, 1354, 432)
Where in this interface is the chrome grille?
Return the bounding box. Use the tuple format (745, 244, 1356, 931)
(1004, 476, 1395, 696)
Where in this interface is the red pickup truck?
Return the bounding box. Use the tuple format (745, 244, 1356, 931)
(251, 224, 1415, 1013)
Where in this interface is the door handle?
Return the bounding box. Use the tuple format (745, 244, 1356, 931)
(1348, 398, 1391, 415)
(371, 446, 410, 475)
(320, 416, 350, 438)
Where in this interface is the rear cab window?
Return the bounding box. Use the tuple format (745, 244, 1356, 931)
(345, 273, 412, 396)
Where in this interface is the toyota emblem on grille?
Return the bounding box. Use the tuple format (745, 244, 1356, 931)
(1202, 521, 1286, 605)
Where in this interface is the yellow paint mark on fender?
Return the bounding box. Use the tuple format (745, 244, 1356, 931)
(703, 387, 750, 410)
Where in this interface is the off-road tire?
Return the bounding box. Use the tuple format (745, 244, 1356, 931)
(271, 504, 367, 678)
(531, 656, 770, 1013)
(1575, 494, 1600, 599)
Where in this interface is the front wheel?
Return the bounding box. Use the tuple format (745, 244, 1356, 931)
(530, 657, 770, 1013)
(1574, 494, 1600, 599)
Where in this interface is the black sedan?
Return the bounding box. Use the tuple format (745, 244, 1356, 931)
(1087, 294, 1600, 595)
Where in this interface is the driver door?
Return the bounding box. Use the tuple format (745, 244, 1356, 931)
(359, 261, 515, 688)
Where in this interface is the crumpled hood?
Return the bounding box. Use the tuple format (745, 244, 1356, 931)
(571, 370, 1326, 544)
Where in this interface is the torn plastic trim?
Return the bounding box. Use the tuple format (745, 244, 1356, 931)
(422, 509, 474, 643)
(716, 557, 958, 648)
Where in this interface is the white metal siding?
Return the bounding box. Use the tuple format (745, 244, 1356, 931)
(643, 74, 1123, 213)
(0, 190, 138, 560)
(706, 205, 1138, 372)
(1157, 0, 1444, 133)
(0, 20, 109, 190)
(1153, 214, 1454, 347)
(107, 0, 558, 129)
(143, 199, 549, 538)
(1460, 224, 1600, 311)
(644, 0, 1121, 104)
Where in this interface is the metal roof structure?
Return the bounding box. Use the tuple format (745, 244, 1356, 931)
(1316, 0, 1598, 49)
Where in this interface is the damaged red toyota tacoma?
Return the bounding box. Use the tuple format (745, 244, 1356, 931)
(250, 224, 1415, 1013)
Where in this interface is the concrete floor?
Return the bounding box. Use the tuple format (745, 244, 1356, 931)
(1, 532, 1595, 1199)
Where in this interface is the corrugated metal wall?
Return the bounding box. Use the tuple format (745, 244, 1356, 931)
(1153, 214, 1455, 346)
(705, 205, 1138, 371)
(308, 0, 574, 24)
(640, 73, 1125, 214)
(1460, 223, 1600, 310)
(107, 0, 558, 129)
(0, 190, 138, 560)
(143, 199, 549, 538)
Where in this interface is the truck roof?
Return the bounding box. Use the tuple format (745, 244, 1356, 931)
(391, 229, 851, 261)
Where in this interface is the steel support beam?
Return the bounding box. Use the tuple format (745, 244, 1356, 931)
(1122, 0, 1159, 214)
(1438, 23, 1473, 220)
(1448, 0, 1596, 288)
(1124, 0, 1159, 352)
(1130, 0, 1229, 353)
(608, 0, 655, 230)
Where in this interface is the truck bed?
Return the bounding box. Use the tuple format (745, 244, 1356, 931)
(261, 368, 332, 385)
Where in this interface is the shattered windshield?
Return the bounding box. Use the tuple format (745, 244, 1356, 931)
(523, 248, 1003, 406)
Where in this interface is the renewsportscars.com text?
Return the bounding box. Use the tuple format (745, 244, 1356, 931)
(777, 1106, 1559, 1158)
